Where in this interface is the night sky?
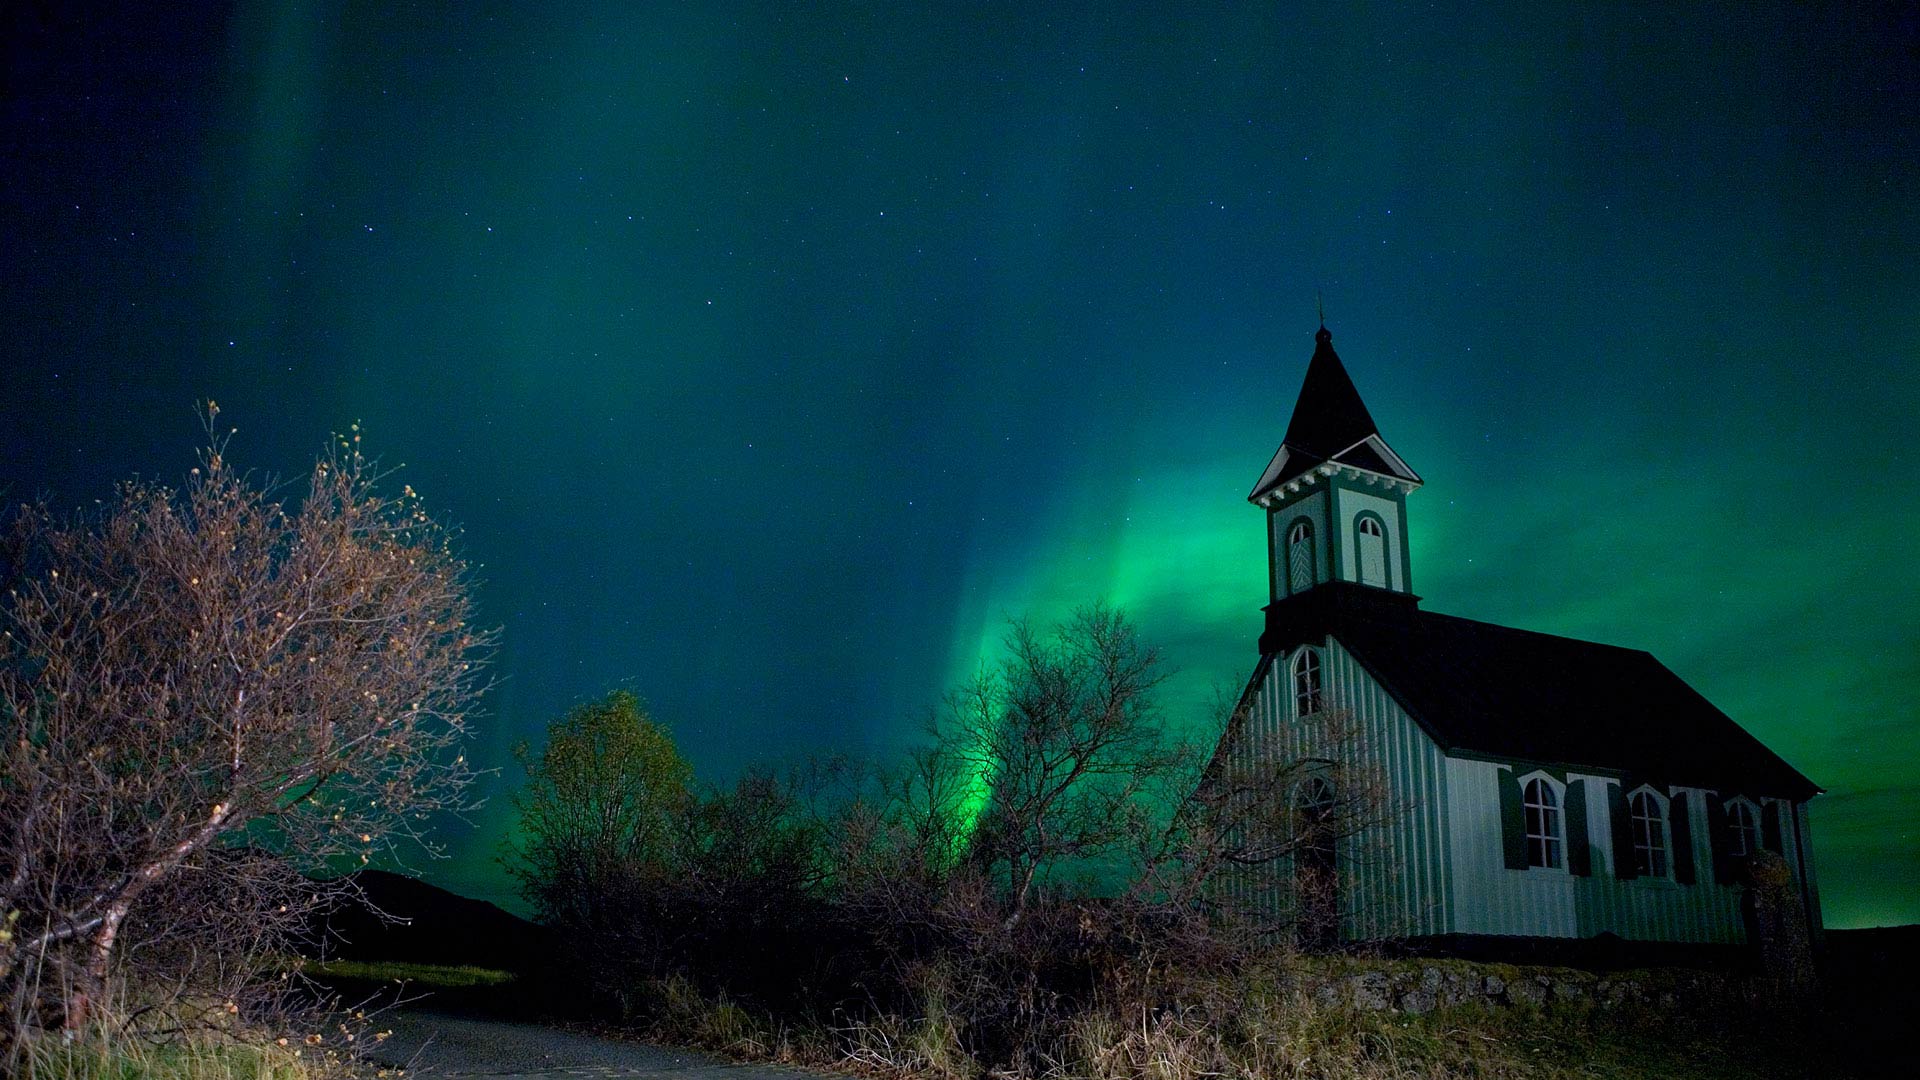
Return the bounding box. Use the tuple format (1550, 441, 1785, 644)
(3, 3, 1915, 926)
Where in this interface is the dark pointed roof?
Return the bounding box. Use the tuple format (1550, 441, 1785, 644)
(1283, 326, 1380, 459)
(1255, 584, 1820, 799)
(1251, 326, 1418, 500)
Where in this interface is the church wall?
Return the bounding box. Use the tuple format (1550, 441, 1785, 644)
(1325, 638, 1453, 939)
(1443, 762, 1753, 943)
(1792, 800, 1823, 944)
(1222, 640, 1453, 940)
(1442, 760, 1578, 937)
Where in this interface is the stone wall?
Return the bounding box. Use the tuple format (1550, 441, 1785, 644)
(1289, 959, 1743, 1016)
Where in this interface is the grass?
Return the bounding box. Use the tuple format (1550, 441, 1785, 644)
(299, 958, 515, 988)
(616, 959, 1877, 1080)
(20, 1039, 312, 1080)
(16, 1022, 319, 1080)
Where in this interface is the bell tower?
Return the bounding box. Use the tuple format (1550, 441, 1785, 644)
(1249, 325, 1421, 602)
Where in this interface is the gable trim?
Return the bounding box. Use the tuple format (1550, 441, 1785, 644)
(1201, 655, 1273, 788)
(1331, 433, 1423, 484)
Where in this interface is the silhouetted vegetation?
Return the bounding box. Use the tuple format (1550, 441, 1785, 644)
(504, 606, 1422, 1074)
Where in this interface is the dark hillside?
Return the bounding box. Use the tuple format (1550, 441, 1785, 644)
(1825, 924, 1920, 980)
(310, 870, 552, 974)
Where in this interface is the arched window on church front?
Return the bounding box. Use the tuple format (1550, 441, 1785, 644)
(1726, 800, 1760, 858)
(1287, 519, 1315, 594)
(1356, 514, 1387, 587)
(1292, 649, 1323, 718)
(1629, 788, 1670, 878)
(1523, 777, 1564, 870)
(1294, 776, 1338, 947)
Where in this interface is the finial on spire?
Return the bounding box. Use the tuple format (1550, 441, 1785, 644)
(1316, 290, 1325, 329)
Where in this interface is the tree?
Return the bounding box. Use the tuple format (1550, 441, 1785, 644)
(936, 605, 1182, 923)
(508, 690, 692, 928)
(1166, 699, 1400, 944)
(0, 408, 488, 1033)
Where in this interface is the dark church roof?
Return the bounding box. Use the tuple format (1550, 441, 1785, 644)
(1251, 326, 1418, 499)
(1258, 584, 1820, 800)
(1283, 326, 1379, 458)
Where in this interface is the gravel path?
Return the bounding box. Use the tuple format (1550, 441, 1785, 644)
(368, 1010, 833, 1080)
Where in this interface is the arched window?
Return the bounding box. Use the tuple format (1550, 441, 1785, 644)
(1726, 800, 1760, 857)
(1523, 777, 1563, 869)
(1286, 519, 1315, 594)
(1294, 777, 1338, 948)
(1295, 776, 1336, 826)
(1629, 789, 1669, 877)
(1355, 514, 1387, 587)
(1291, 649, 1323, 718)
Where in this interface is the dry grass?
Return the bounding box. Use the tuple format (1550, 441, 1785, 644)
(836, 981, 970, 1079)
(19, 1036, 313, 1080)
(8, 980, 407, 1080)
(14, 1020, 319, 1080)
(623, 957, 1860, 1080)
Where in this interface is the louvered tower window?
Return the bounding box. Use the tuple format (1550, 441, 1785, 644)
(1356, 515, 1386, 586)
(1286, 520, 1315, 594)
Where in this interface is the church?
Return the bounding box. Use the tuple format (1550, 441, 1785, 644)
(1208, 325, 1822, 952)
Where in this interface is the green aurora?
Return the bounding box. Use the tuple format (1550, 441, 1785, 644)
(2, 3, 1915, 926)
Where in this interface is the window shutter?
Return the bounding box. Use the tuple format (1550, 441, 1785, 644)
(1762, 801, 1784, 853)
(1607, 783, 1637, 879)
(1706, 797, 1734, 884)
(1497, 768, 1528, 870)
(1669, 791, 1696, 885)
(1564, 779, 1591, 876)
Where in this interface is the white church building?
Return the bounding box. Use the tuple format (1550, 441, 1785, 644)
(1209, 325, 1822, 952)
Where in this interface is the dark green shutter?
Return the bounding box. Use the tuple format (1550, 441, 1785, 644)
(1762, 801, 1784, 853)
(1706, 797, 1734, 884)
(1669, 791, 1696, 885)
(1607, 783, 1638, 879)
(1497, 768, 1529, 870)
(1565, 779, 1591, 876)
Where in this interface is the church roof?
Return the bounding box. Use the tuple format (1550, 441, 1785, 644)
(1250, 327, 1419, 501)
(1258, 584, 1820, 800)
(1284, 327, 1379, 458)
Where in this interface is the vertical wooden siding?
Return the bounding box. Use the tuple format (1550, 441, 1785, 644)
(1223, 640, 1453, 939)
(1223, 643, 1814, 944)
(1442, 764, 1798, 943)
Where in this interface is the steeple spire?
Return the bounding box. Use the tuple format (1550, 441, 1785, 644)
(1249, 321, 1424, 600)
(1280, 324, 1378, 461)
(1249, 323, 1419, 504)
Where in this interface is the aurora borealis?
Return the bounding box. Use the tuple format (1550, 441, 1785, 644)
(3, 3, 1915, 927)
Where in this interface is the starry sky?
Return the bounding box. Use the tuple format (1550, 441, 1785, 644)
(3, 2, 1915, 927)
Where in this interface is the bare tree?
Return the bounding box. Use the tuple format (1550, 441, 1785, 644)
(936, 605, 1182, 924)
(0, 407, 489, 1035)
(1164, 694, 1402, 944)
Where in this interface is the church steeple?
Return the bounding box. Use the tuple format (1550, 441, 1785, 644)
(1282, 326, 1380, 460)
(1251, 325, 1421, 601)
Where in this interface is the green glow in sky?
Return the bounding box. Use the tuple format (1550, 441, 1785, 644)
(3, 2, 1914, 926)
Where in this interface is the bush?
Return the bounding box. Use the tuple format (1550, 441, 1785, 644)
(0, 410, 488, 1044)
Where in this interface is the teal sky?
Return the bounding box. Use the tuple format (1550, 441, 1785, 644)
(3, 3, 1915, 926)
